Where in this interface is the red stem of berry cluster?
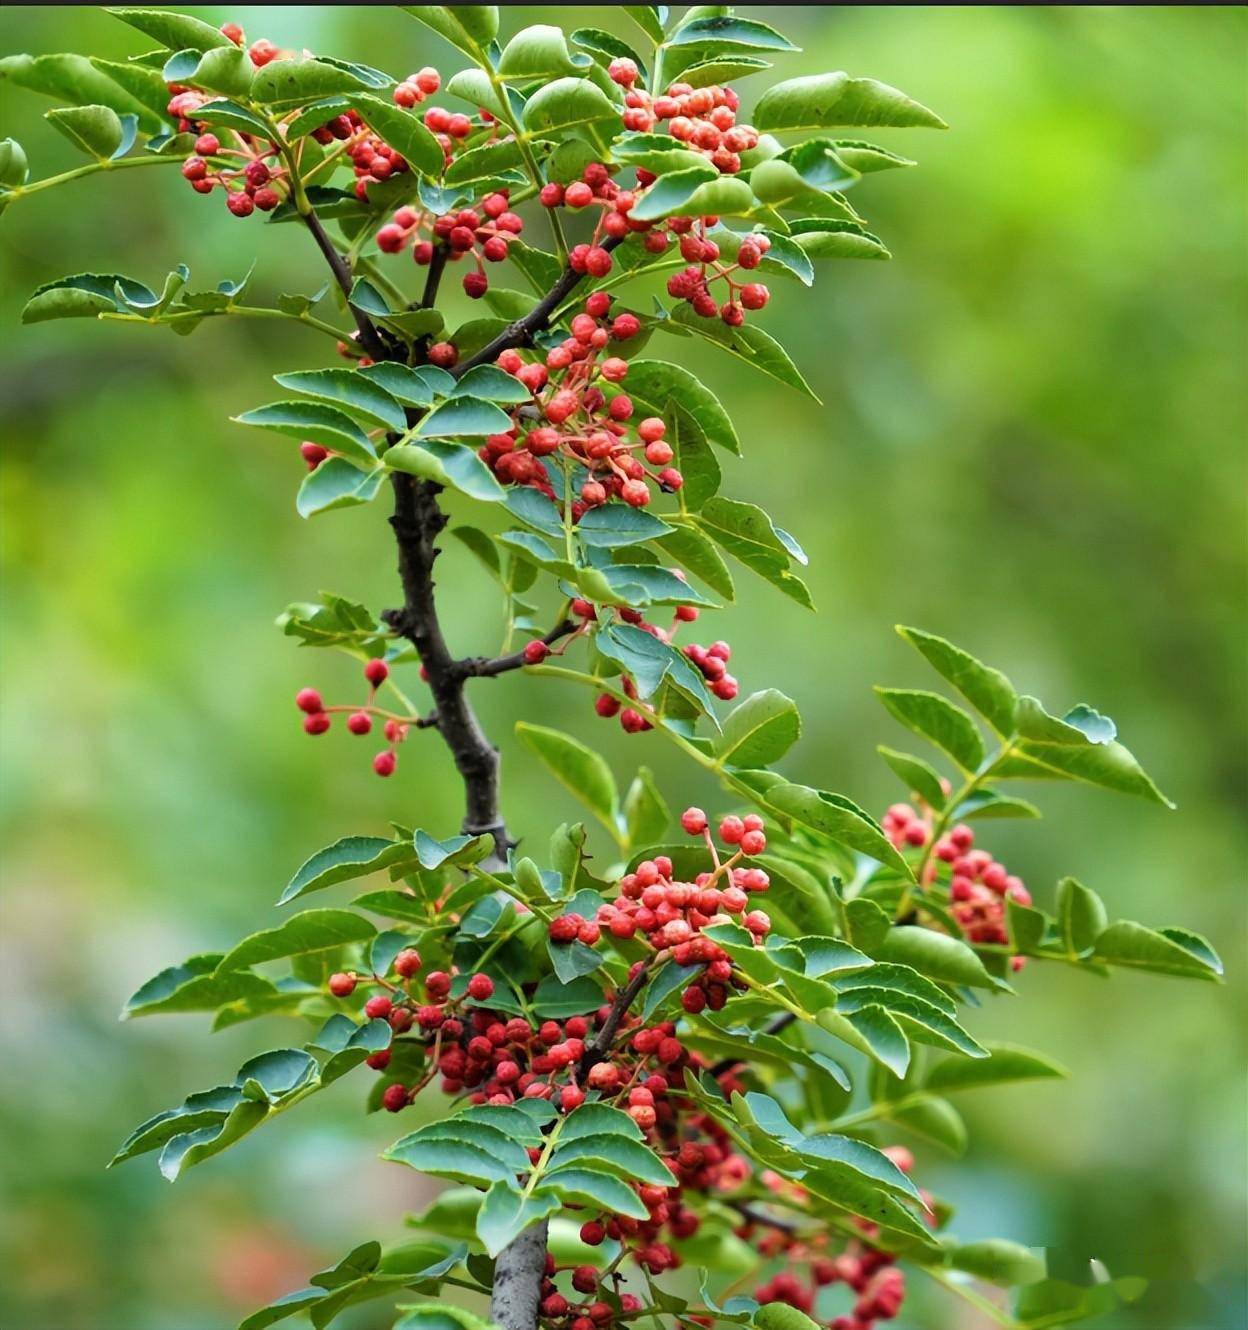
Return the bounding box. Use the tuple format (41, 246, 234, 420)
(296, 205, 637, 1330)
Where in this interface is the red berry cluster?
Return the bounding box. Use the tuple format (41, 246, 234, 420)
(391, 66, 442, 108)
(377, 192, 524, 298)
(607, 62, 760, 176)
(178, 124, 285, 215)
(662, 218, 772, 326)
(538, 162, 634, 279)
(934, 822, 1032, 956)
(550, 810, 771, 1013)
(746, 1147, 924, 1329)
(538, 1255, 643, 1330)
(885, 802, 1033, 969)
(295, 658, 417, 777)
(479, 294, 682, 505)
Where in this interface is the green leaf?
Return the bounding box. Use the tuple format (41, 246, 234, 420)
(123, 954, 277, 1018)
(358, 362, 440, 407)
(217, 909, 376, 972)
(413, 830, 492, 870)
(668, 16, 798, 53)
(1092, 921, 1223, 980)
(955, 789, 1042, 821)
(1056, 877, 1107, 958)
(875, 687, 984, 773)
(550, 1133, 672, 1186)
(696, 497, 812, 608)
(947, 1240, 1046, 1288)
(234, 401, 377, 466)
(0, 137, 29, 187)
(682, 55, 773, 88)
(1009, 697, 1173, 807)
(191, 98, 276, 139)
(532, 974, 605, 1018)
(716, 689, 800, 769)
(638, 170, 759, 223)
(273, 368, 407, 432)
(498, 24, 590, 81)
(623, 766, 670, 848)
(593, 622, 715, 714)
(766, 783, 916, 882)
(889, 1095, 967, 1154)
(45, 104, 124, 158)
(896, 626, 1019, 737)
(400, 6, 500, 60)
(0, 52, 162, 133)
(754, 72, 947, 134)
(453, 365, 534, 404)
(619, 360, 739, 454)
(21, 271, 153, 323)
(591, 563, 716, 609)
(477, 1183, 561, 1258)
(665, 303, 817, 399)
(106, 7, 232, 51)
(351, 93, 443, 176)
(540, 1167, 650, 1220)
(280, 836, 411, 906)
(754, 1306, 821, 1330)
(251, 58, 386, 109)
(610, 133, 707, 176)
(790, 217, 890, 260)
(623, 6, 667, 45)
(296, 459, 383, 519)
(577, 504, 673, 548)
(832, 139, 917, 174)
(387, 442, 505, 503)
(522, 77, 619, 135)
(657, 524, 733, 599)
(516, 723, 620, 837)
(876, 746, 946, 809)
(926, 1042, 1068, 1093)
(394, 1305, 498, 1330)
(874, 926, 999, 989)
(414, 395, 514, 439)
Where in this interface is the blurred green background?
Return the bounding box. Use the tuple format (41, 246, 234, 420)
(1, 6, 1244, 1329)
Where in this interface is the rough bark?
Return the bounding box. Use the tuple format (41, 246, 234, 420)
(490, 1220, 550, 1330)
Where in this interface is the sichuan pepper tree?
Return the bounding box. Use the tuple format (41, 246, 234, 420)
(2, 7, 1225, 1330)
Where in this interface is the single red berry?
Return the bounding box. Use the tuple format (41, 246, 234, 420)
(226, 191, 254, 217)
(364, 658, 389, 686)
(303, 712, 331, 735)
(347, 711, 372, 736)
(373, 750, 397, 777)
(580, 1220, 606, 1245)
(523, 640, 551, 665)
(381, 1082, 409, 1112)
(364, 995, 393, 1019)
(395, 948, 423, 978)
(328, 972, 356, 997)
(296, 688, 324, 714)
(467, 973, 495, 1001)
(681, 807, 709, 835)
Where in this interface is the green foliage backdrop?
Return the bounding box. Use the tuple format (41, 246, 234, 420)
(0, 6, 1244, 1329)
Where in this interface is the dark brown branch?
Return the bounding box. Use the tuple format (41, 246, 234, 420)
(578, 956, 655, 1081)
(299, 207, 389, 362)
(383, 473, 508, 858)
(451, 234, 624, 378)
(459, 619, 576, 679)
(421, 243, 449, 309)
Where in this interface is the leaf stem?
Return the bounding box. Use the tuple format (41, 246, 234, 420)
(2, 153, 183, 204)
